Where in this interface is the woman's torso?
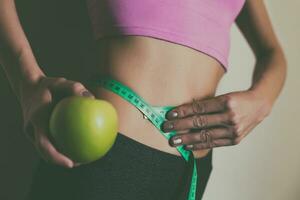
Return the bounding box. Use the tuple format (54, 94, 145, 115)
(84, 35, 225, 158)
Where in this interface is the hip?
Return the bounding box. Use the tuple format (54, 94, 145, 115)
(27, 132, 213, 200)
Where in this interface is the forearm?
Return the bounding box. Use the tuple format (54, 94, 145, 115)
(0, 0, 45, 102)
(248, 46, 287, 110)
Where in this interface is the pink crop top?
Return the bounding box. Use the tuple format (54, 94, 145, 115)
(86, 0, 246, 73)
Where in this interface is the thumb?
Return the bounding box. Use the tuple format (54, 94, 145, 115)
(66, 81, 96, 99)
(49, 80, 96, 99)
(81, 90, 95, 99)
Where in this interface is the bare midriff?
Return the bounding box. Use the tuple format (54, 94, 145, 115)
(85, 35, 225, 159)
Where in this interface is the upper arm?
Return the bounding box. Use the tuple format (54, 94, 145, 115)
(235, 0, 283, 58)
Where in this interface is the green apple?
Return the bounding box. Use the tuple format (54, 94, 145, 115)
(49, 96, 118, 163)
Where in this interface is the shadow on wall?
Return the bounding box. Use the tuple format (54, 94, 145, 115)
(0, 0, 97, 199)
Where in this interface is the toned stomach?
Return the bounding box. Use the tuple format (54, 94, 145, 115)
(85, 35, 225, 159)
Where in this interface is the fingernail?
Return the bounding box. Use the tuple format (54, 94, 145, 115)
(167, 111, 178, 119)
(82, 90, 93, 97)
(185, 144, 193, 149)
(171, 111, 178, 118)
(172, 137, 182, 145)
(165, 123, 174, 131)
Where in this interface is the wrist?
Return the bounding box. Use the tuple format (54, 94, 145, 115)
(18, 69, 45, 109)
(16, 46, 45, 99)
(247, 87, 273, 117)
(17, 47, 45, 85)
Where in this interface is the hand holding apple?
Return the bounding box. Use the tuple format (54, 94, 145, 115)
(21, 76, 97, 168)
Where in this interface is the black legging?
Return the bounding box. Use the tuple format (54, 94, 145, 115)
(26, 132, 213, 200)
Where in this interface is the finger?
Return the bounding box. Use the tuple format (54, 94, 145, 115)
(185, 138, 234, 150)
(169, 127, 233, 147)
(166, 94, 229, 120)
(162, 112, 230, 132)
(35, 127, 74, 168)
(47, 78, 95, 99)
(30, 102, 53, 129)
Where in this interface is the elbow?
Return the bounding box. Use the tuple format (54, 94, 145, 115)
(255, 45, 288, 70)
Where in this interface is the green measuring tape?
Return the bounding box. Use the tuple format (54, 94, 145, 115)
(92, 77, 198, 200)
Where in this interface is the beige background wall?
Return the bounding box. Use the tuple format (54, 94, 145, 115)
(203, 1, 300, 200)
(0, 1, 299, 200)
